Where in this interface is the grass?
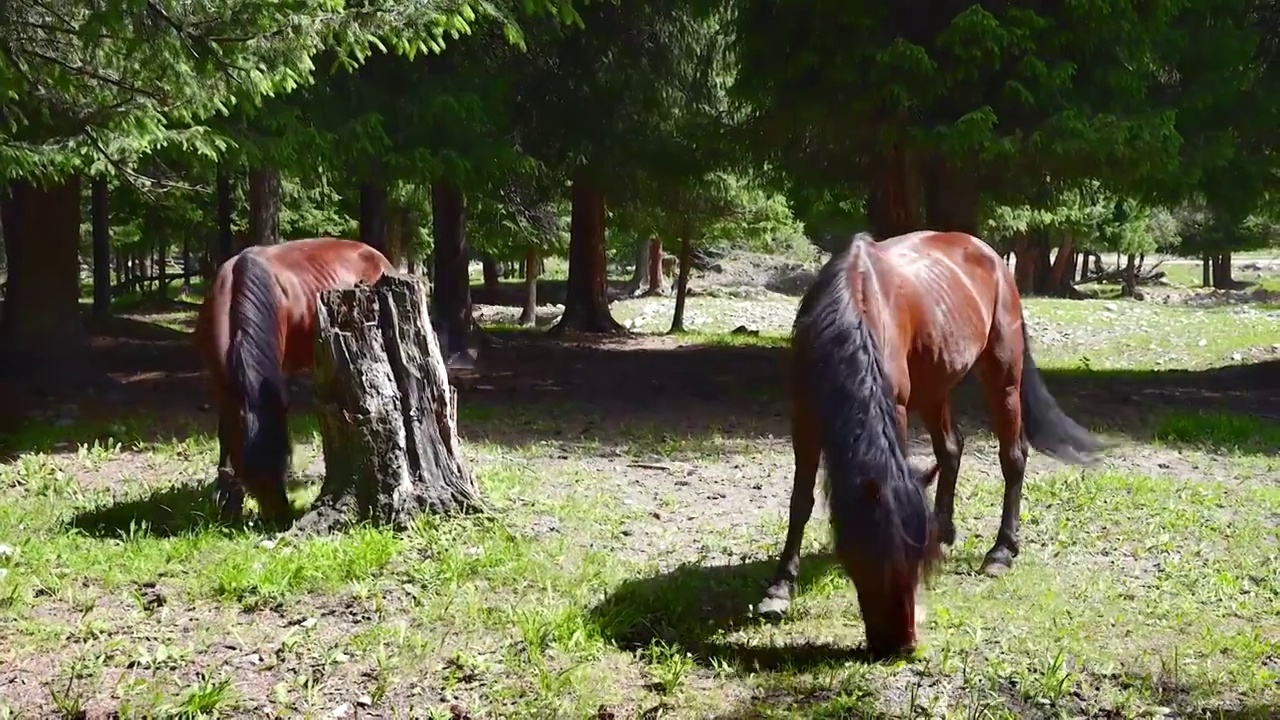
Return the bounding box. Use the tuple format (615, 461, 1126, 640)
(3, 288, 1279, 717)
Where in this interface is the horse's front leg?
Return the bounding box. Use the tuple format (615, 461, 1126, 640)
(758, 399, 822, 619)
(214, 404, 245, 524)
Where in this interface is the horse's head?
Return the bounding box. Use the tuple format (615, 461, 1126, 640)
(843, 462, 941, 658)
(218, 404, 293, 528)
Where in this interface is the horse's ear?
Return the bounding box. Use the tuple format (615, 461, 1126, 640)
(914, 463, 940, 489)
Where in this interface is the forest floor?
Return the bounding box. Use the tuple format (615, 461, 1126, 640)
(0, 253, 1278, 718)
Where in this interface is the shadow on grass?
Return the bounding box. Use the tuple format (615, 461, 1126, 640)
(67, 474, 317, 539)
(588, 554, 901, 673)
(68, 481, 221, 538)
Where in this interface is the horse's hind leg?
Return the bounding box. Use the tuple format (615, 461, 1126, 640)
(975, 352, 1029, 577)
(920, 398, 964, 547)
(758, 396, 822, 619)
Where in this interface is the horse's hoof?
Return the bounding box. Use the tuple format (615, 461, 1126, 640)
(979, 548, 1014, 577)
(757, 594, 791, 620)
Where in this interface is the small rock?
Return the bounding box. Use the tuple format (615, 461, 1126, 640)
(138, 581, 166, 611)
(356, 695, 373, 708)
(1197, 339, 1207, 347)
(1230, 352, 1243, 362)
(1103, 302, 1119, 312)
(299, 617, 318, 629)
(0, 544, 14, 560)
(334, 652, 350, 663)
(331, 702, 353, 718)
(258, 539, 277, 550)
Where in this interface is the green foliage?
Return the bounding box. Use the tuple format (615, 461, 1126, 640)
(984, 182, 1182, 255)
(0, 0, 593, 184)
(1169, 199, 1280, 257)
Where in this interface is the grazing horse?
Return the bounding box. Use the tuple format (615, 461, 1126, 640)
(194, 237, 395, 525)
(757, 231, 1105, 657)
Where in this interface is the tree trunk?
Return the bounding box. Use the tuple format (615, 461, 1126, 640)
(643, 237, 668, 297)
(0, 177, 85, 373)
(865, 140, 923, 239)
(294, 273, 482, 535)
(554, 170, 623, 334)
(921, 154, 980, 235)
(1013, 234, 1036, 294)
(113, 252, 124, 297)
(430, 178, 474, 364)
(481, 255, 500, 292)
(1212, 253, 1234, 289)
(359, 169, 388, 255)
(182, 234, 192, 293)
(1202, 254, 1212, 287)
(1121, 253, 1137, 297)
(669, 221, 693, 333)
(623, 238, 649, 296)
(1045, 234, 1076, 296)
(156, 240, 167, 298)
(91, 177, 111, 318)
(216, 165, 235, 265)
(386, 204, 408, 269)
(248, 166, 282, 246)
(1078, 251, 1089, 283)
(519, 246, 540, 327)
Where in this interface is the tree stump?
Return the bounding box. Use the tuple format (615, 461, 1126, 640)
(294, 273, 482, 534)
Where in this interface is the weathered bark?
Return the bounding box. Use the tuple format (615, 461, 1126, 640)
(865, 140, 923, 239)
(669, 222, 693, 333)
(921, 154, 980, 235)
(430, 178, 474, 361)
(215, 166, 235, 266)
(295, 273, 482, 535)
(623, 238, 649, 296)
(519, 246, 540, 327)
(0, 177, 85, 372)
(481, 255, 500, 292)
(554, 170, 623, 334)
(248, 166, 282, 246)
(644, 237, 669, 297)
(91, 177, 111, 318)
(359, 167, 389, 254)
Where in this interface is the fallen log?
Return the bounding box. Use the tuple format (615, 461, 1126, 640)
(1081, 260, 1167, 286)
(294, 273, 482, 534)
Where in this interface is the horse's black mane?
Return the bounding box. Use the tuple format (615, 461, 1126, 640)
(793, 234, 934, 575)
(227, 249, 292, 482)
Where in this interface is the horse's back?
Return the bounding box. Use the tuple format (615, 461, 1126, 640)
(867, 231, 1014, 390)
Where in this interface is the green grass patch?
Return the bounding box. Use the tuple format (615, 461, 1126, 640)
(1153, 410, 1280, 454)
(3, 404, 1277, 717)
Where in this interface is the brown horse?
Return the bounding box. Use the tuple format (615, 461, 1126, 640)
(194, 237, 394, 525)
(757, 231, 1105, 657)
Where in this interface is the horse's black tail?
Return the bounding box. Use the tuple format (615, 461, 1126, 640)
(1019, 318, 1106, 464)
(796, 240, 936, 580)
(226, 250, 291, 484)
